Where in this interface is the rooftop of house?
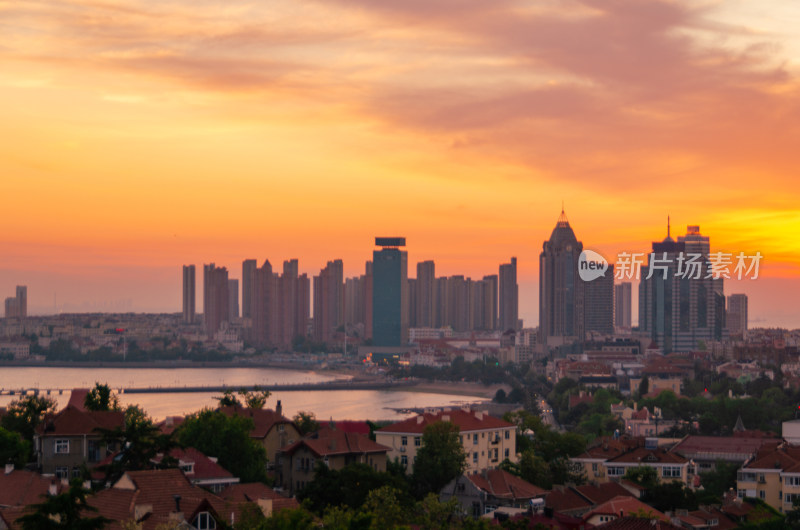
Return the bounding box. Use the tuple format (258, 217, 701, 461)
(89, 468, 252, 530)
(583, 495, 669, 522)
(0, 468, 62, 508)
(545, 482, 634, 514)
(606, 446, 688, 465)
(281, 428, 389, 458)
(377, 408, 513, 434)
(465, 469, 547, 500)
(36, 405, 125, 437)
(671, 435, 781, 460)
(218, 483, 299, 512)
(742, 441, 800, 472)
(217, 405, 295, 439)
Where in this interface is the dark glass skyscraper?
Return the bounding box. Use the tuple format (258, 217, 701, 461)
(539, 209, 584, 346)
(372, 237, 408, 347)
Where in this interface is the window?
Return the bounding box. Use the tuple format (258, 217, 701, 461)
(608, 467, 625, 477)
(55, 439, 69, 454)
(759, 490, 766, 499)
(788, 476, 800, 487)
(193, 512, 216, 529)
(71, 468, 81, 478)
(592, 463, 598, 472)
(662, 466, 682, 478)
(400, 455, 408, 467)
(473, 434, 478, 445)
(180, 463, 195, 474)
(87, 440, 100, 462)
(278, 424, 285, 432)
(55, 467, 69, 479)
(401, 436, 408, 446)
(473, 452, 478, 464)
(414, 436, 421, 447)
(504, 430, 510, 440)
(504, 448, 509, 459)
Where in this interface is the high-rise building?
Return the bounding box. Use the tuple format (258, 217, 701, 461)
(279, 259, 310, 346)
(615, 282, 632, 329)
(639, 224, 723, 353)
(727, 294, 748, 338)
(372, 238, 408, 347)
(228, 279, 239, 322)
(250, 260, 276, 347)
(499, 257, 519, 331)
(203, 263, 229, 336)
(15, 286, 26, 319)
(182, 265, 196, 324)
(416, 261, 436, 329)
(4, 285, 27, 319)
(482, 275, 498, 331)
(313, 260, 344, 344)
(242, 259, 257, 319)
(539, 210, 584, 346)
(584, 264, 615, 335)
(407, 278, 417, 328)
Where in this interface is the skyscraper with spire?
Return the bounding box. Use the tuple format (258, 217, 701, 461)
(539, 208, 584, 346)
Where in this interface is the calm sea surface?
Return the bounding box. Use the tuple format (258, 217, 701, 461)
(0, 366, 483, 421)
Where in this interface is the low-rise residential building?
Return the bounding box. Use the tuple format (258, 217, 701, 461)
(602, 442, 692, 486)
(582, 495, 669, 526)
(671, 435, 780, 474)
(736, 441, 800, 512)
(440, 469, 547, 517)
(218, 401, 301, 468)
(376, 408, 517, 474)
(545, 482, 636, 517)
(570, 436, 642, 483)
(277, 427, 390, 495)
(34, 405, 124, 477)
(0, 464, 62, 508)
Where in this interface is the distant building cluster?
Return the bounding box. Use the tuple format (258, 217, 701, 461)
(182, 237, 520, 351)
(3, 285, 26, 319)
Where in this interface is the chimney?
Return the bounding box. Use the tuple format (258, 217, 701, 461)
(49, 480, 58, 496)
(5, 461, 13, 475)
(442, 414, 450, 422)
(276, 400, 282, 417)
(475, 411, 483, 421)
(417, 416, 424, 424)
(173, 494, 181, 512)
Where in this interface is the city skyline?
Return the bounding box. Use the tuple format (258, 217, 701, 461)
(2, 0, 800, 328)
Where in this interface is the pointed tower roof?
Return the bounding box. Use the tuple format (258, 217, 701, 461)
(548, 207, 578, 248)
(733, 414, 746, 432)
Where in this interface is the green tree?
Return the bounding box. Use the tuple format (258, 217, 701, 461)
(213, 389, 241, 407)
(639, 376, 650, 397)
(1, 394, 57, 443)
(362, 486, 408, 529)
(414, 494, 461, 529)
(96, 405, 179, 484)
(0, 426, 30, 468)
(176, 408, 268, 483)
(257, 507, 315, 530)
(624, 465, 659, 490)
(239, 387, 271, 409)
(411, 421, 467, 497)
(85, 383, 121, 412)
(16, 479, 109, 530)
(299, 462, 410, 514)
(293, 411, 320, 435)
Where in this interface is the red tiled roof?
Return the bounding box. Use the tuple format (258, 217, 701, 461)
(466, 470, 547, 500)
(546, 486, 594, 514)
(743, 442, 800, 472)
(281, 429, 389, 457)
(507, 511, 593, 529)
(218, 406, 295, 439)
(575, 437, 640, 460)
(90, 469, 253, 530)
(36, 405, 124, 437)
(671, 435, 780, 460)
(329, 421, 371, 435)
(595, 517, 682, 530)
(583, 496, 669, 522)
(574, 482, 635, 505)
(156, 416, 185, 435)
(607, 446, 688, 465)
(377, 408, 513, 434)
(0, 470, 62, 507)
(218, 483, 299, 512)
(67, 389, 89, 411)
(0, 505, 30, 530)
(156, 447, 235, 481)
(568, 394, 594, 409)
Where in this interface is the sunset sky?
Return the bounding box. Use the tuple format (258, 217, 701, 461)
(2, 0, 799, 327)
